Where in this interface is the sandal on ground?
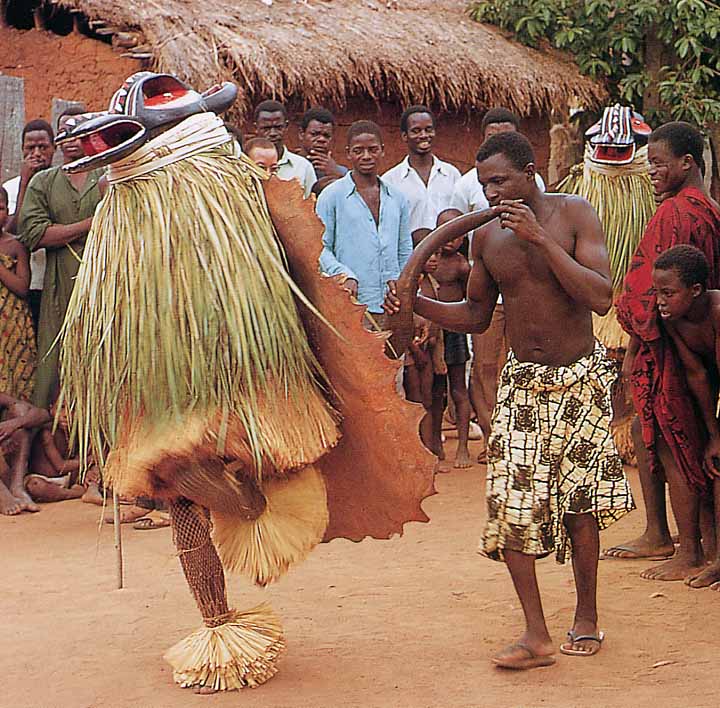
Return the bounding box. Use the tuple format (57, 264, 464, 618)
(560, 630, 605, 657)
(492, 643, 556, 670)
(133, 514, 171, 530)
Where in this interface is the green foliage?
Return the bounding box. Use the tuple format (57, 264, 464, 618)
(469, 0, 720, 126)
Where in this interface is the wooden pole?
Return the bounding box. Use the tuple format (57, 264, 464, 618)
(112, 488, 124, 589)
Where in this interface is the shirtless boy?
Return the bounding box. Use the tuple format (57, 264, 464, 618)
(403, 250, 446, 457)
(385, 131, 634, 669)
(651, 245, 720, 590)
(434, 209, 473, 468)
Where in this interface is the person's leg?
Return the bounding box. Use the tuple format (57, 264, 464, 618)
(430, 374, 446, 461)
(603, 416, 675, 559)
(8, 429, 39, 512)
(641, 433, 704, 580)
(0, 463, 22, 515)
(563, 513, 603, 653)
(25, 475, 84, 502)
(492, 550, 555, 666)
(687, 476, 720, 588)
(447, 363, 472, 468)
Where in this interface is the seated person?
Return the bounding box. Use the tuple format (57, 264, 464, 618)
(0, 392, 48, 513)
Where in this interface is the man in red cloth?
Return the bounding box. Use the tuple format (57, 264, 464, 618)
(615, 121, 720, 581)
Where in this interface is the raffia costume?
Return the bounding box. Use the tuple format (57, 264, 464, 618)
(57, 73, 434, 692)
(556, 105, 656, 461)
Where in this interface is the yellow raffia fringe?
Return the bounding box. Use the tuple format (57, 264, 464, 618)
(212, 465, 329, 586)
(592, 310, 629, 351)
(164, 603, 286, 691)
(557, 147, 656, 294)
(59, 146, 339, 483)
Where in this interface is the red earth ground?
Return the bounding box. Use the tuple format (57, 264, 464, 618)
(2, 441, 716, 708)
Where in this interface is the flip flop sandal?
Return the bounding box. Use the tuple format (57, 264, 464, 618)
(492, 643, 556, 670)
(560, 630, 605, 657)
(133, 515, 171, 530)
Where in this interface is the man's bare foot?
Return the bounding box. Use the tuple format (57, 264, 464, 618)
(0, 484, 22, 515)
(686, 560, 720, 588)
(602, 534, 675, 560)
(454, 448, 473, 469)
(105, 504, 149, 524)
(81, 482, 104, 506)
(10, 488, 40, 513)
(640, 554, 704, 581)
(492, 631, 555, 670)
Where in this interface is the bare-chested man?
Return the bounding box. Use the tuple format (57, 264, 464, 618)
(651, 245, 720, 590)
(385, 131, 635, 669)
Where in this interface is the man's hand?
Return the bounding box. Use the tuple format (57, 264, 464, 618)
(499, 199, 545, 245)
(0, 419, 20, 445)
(343, 277, 358, 298)
(19, 154, 46, 185)
(308, 151, 345, 178)
(704, 436, 720, 477)
(412, 315, 430, 347)
(383, 280, 401, 315)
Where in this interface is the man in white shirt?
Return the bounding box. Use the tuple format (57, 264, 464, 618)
(254, 100, 316, 198)
(449, 108, 546, 460)
(382, 105, 461, 242)
(3, 119, 56, 330)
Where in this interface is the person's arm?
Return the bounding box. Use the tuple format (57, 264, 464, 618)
(665, 323, 720, 475)
(17, 173, 92, 250)
(0, 242, 30, 297)
(39, 428, 80, 474)
(0, 399, 51, 444)
(6, 158, 46, 234)
(396, 195, 413, 272)
(303, 160, 318, 198)
(317, 191, 359, 290)
(499, 195, 612, 315)
(414, 226, 499, 333)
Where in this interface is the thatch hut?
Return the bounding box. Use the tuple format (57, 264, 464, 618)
(1, 0, 605, 174)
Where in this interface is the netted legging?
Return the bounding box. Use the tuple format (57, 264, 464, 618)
(169, 497, 231, 628)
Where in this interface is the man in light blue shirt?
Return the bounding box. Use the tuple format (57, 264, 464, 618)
(317, 120, 412, 315)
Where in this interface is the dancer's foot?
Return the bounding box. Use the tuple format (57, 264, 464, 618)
(81, 482, 104, 506)
(105, 504, 149, 524)
(602, 534, 675, 560)
(492, 631, 555, 670)
(640, 553, 704, 581)
(193, 686, 218, 695)
(0, 483, 22, 515)
(686, 560, 720, 588)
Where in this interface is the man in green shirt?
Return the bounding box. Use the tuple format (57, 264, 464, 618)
(18, 109, 103, 408)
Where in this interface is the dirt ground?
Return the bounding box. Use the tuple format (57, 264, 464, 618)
(2, 440, 717, 708)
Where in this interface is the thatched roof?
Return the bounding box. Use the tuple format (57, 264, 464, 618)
(49, 0, 606, 116)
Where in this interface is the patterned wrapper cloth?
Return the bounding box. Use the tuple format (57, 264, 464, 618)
(480, 341, 635, 564)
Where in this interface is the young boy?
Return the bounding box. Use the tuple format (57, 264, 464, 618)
(404, 250, 447, 458)
(317, 120, 412, 320)
(434, 209, 473, 468)
(244, 137, 279, 175)
(651, 245, 720, 589)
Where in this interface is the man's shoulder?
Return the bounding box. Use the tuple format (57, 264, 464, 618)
(381, 159, 408, 182)
(435, 157, 461, 179)
(458, 168, 477, 186)
(286, 149, 314, 171)
(317, 173, 351, 203)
